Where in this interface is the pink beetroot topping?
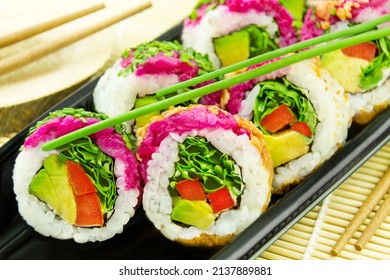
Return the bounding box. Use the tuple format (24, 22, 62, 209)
(184, 4, 211, 27)
(300, 8, 324, 41)
(196, 79, 224, 106)
(226, 83, 254, 114)
(349, 0, 389, 20)
(24, 116, 141, 193)
(118, 41, 215, 84)
(301, 0, 389, 41)
(226, 0, 296, 46)
(199, 91, 223, 106)
(90, 128, 142, 195)
(24, 116, 99, 148)
(224, 58, 290, 114)
(247, 58, 291, 83)
(134, 52, 199, 82)
(137, 106, 250, 183)
(120, 56, 132, 69)
(185, 0, 297, 47)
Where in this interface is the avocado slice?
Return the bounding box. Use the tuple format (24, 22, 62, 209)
(29, 169, 60, 209)
(29, 154, 76, 224)
(134, 96, 160, 127)
(171, 198, 216, 230)
(264, 130, 310, 167)
(321, 49, 370, 94)
(279, 0, 305, 21)
(213, 30, 250, 67)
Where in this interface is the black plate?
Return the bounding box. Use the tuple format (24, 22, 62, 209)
(1, 24, 389, 260)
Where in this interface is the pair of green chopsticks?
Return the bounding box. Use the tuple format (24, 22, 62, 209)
(42, 14, 390, 152)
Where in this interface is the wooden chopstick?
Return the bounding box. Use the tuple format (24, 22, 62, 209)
(0, 3, 106, 48)
(355, 169, 390, 251)
(156, 13, 390, 98)
(0, 0, 152, 76)
(40, 24, 390, 152)
(330, 167, 390, 256)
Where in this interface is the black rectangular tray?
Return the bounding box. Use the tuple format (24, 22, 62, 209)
(1, 24, 389, 260)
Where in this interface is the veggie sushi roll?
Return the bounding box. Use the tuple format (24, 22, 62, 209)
(301, 0, 390, 124)
(93, 40, 218, 131)
(13, 108, 141, 243)
(225, 58, 351, 194)
(181, 0, 305, 68)
(137, 105, 273, 247)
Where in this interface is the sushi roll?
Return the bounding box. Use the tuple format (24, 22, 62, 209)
(181, 0, 305, 68)
(92, 40, 218, 131)
(225, 58, 351, 194)
(136, 105, 273, 247)
(13, 108, 141, 243)
(301, 0, 390, 124)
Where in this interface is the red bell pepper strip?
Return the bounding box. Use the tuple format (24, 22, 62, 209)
(66, 160, 96, 196)
(341, 42, 377, 62)
(75, 193, 104, 227)
(207, 187, 236, 214)
(176, 179, 207, 200)
(291, 122, 312, 137)
(260, 104, 297, 133)
(66, 160, 104, 227)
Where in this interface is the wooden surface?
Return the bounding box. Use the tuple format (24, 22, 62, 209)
(0, 0, 152, 76)
(0, 0, 198, 135)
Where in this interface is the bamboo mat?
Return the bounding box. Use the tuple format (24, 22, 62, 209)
(258, 141, 390, 260)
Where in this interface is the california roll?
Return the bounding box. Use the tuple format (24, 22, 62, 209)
(224, 58, 351, 194)
(181, 0, 305, 68)
(302, 0, 390, 124)
(13, 108, 141, 243)
(93, 40, 218, 131)
(137, 105, 273, 247)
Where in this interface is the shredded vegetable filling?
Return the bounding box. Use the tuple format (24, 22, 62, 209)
(253, 78, 318, 141)
(169, 136, 244, 229)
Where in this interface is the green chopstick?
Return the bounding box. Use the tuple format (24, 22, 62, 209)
(41, 26, 390, 152)
(156, 13, 390, 98)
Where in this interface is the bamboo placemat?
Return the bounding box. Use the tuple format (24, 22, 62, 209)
(258, 140, 390, 260)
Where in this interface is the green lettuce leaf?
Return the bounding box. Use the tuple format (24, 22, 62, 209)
(245, 25, 278, 57)
(360, 37, 390, 91)
(118, 40, 216, 77)
(169, 136, 243, 197)
(59, 137, 117, 215)
(253, 78, 317, 139)
(25, 108, 137, 152)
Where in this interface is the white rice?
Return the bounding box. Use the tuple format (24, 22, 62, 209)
(181, 5, 278, 68)
(355, 8, 388, 24)
(142, 128, 272, 242)
(13, 145, 140, 243)
(348, 70, 390, 120)
(239, 59, 352, 193)
(93, 60, 180, 131)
